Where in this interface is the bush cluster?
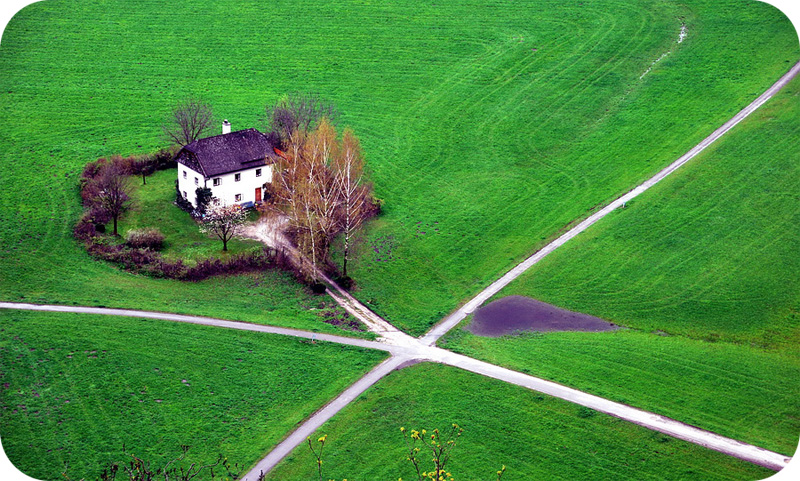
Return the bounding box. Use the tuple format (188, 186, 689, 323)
(124, 228, 165, 250)
(75, 148, 177, 241)
(80, 148, 176, 191)
(84, 241, 288, 282)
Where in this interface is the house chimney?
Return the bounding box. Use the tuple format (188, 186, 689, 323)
(222, 119, 231, 135)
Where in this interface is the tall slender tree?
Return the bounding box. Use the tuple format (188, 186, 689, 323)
(333, 128, 370, 278)
(264, 116, 375, 283)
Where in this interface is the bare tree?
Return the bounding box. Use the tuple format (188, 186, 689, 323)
(199, 204, 247, 251)
(333, 127, 372, 278)
(93, 163, 131, 236)
(163, 98, 214, 148)
(264, 117, 375, 283)
(265, 93, 337, 147)
(269, 125, 337, 281)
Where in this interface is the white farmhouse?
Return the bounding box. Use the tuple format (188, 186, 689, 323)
(175, 120, 279, 208)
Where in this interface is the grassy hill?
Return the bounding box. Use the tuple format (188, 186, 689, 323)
(264, 363, 772, 480)
(0, 0, 797, 336)
(0, 309, 387, 480)
(440, 75, 800, 456)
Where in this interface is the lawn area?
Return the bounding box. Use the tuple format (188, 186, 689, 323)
(482, 75, 800, 347)
(336, 0, 800, 335)
(0, 309, 387, 480)
(122, 169, 261, 264)
(0, 0, 797, 336)
(264, 363, 772, 480)
(440, 327, 800, 456)
(438, 75, 800, 457)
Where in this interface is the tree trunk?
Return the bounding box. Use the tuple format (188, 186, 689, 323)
(342, 237, 349, 278)
(113, 216, 118, 236)
(222, 238, 228, 251)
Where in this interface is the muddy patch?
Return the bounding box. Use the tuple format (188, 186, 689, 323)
(466, 295, 619, 337)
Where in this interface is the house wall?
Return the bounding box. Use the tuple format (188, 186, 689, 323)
(177, 164, 205, 207)
(178, 163, 273, 208)
(206, 164, 273, 207)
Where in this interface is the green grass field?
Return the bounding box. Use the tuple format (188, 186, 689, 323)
(440, 327, 800, 456)
(0, 0, 797, 336)
(122, 169, 262, 263)
(264, 363, 772, 480)
(439, 75, 800, 457)
(486, 75, 800, 347)
(1, 1, 798, 478)
(0, 309, 387, 480)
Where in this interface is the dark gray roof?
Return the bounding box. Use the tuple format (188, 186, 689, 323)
(175, 128, 277, 178)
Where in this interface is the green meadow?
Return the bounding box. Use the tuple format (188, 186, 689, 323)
(485, 75, 800, 347)
(265, 363, 772, 480)
(122, 169, 261, 264)
(0, 309, 387, 480)
(1, 0, 799, 478)
(441, 75, 800, 456)
(0, 0, 797, 335)
(440, 327, 800, 456)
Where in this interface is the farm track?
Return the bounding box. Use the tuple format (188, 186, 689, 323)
(1, 300, 791, 475)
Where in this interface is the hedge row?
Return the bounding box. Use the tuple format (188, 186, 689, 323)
(73, 147, 291, 281)
(84, 240, 288, 282)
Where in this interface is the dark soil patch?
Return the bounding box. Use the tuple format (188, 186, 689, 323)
(466, 295, 619, 337)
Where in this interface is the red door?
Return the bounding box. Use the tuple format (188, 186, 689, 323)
(255, 187, 262, 202)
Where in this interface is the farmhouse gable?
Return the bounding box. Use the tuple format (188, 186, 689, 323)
(175, 123, 279, 208)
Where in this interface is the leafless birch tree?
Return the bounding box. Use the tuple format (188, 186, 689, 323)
(333, 128, 371, 278)
(264, 117, 375, 283)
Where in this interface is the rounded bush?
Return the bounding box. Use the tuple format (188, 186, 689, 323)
(124, 228, 165, 250)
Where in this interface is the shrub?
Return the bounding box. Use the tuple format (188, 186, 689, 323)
(175, 179, 194, 213)
(336, 275, 354, 290)
(125, 228, 165, 250)
(194, 187, 214, 215)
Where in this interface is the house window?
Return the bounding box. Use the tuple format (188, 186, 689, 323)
(213, 178, 221, 186)
(213, 198, 220, 205)
(255, 168, 262, 177)
(235, 194, 242, 202)
(182, 171, 187, 179)
(235, 173, 241, 182)
(194, 177, 199, 186)
(182, 191, 187, 199)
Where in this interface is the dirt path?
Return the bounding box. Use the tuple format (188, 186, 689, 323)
(233, 61, 800, 477)
(3, 301, 791, 474)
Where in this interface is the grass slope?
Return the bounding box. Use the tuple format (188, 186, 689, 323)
(264, 363, 772, 480)
(488, 75, 800, 346)
(440, 76, 800, 456)
(0, 309, 387, 480)
(0, 0, 797, 335)
(440, 327, 800, 456)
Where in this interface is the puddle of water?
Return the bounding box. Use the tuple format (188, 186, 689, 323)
(466, 295, 619, 337)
